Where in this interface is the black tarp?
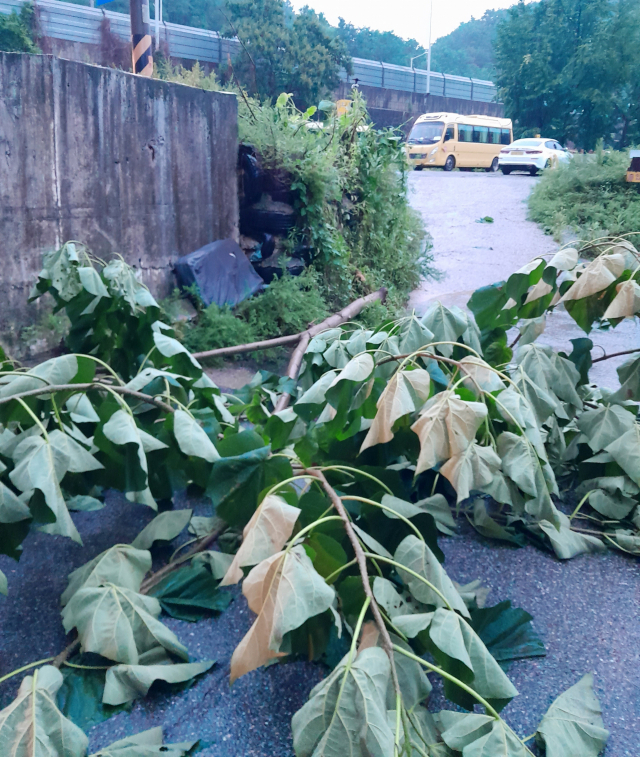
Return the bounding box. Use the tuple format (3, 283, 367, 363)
(174, 239, 263, 308)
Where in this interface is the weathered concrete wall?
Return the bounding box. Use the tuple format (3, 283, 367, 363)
(338, 83, 505, 132)
(0, 52, 238, 348)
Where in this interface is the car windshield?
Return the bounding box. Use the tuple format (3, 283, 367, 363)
(408, 121, 445, 144)
(510, 139, 544, 147)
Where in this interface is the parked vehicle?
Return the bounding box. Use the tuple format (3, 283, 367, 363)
(406, 113, 513, 172)
(499, 138, 572, 175)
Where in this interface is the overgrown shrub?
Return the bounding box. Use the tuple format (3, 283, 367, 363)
(237, 91, 433, 313)
(529, 148, 640, 241)
(181, 270, 328, 358)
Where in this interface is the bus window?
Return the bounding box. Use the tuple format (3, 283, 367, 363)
(473, 126, 489, 143)
(444, 125, 455, 141)
(500, 129, 511, 145)
(408, 120, 445, 144)
(489, 127, 501, 144)
(458, 124, 473, 142)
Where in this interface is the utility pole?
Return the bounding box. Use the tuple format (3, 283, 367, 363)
(426, 0, 433, 96)
(130, 0, 153, 76)
(155, 0, 162, 50)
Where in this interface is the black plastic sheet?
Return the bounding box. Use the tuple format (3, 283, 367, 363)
(174, 239, 263, 308)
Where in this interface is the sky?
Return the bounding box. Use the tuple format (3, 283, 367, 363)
(289, 0, 526, 47)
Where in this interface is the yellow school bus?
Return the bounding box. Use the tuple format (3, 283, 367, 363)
(406, 113, 513, 172)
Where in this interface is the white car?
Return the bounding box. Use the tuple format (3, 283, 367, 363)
(498, 138, 572, 175)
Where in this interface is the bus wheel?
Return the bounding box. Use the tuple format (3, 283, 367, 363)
(414, 165, 424, 171)
(444, 155, 456, 172)
(487, 157, 499, 172)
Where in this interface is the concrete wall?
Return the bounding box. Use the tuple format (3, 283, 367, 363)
(0, 52, 238, 348)
(339, 83, 505, 132)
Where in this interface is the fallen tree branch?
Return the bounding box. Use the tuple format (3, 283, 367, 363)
(192, 287, 388, 362)
(0, 382, 175, 414)
(306, 468, 400, 697)
(272, 287, 388, 412)
(192, 334, 301, 359)
(52, 523, 226, 669)
(591, 347, 640, 364)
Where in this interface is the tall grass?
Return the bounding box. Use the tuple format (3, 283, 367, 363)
(529, 148, 640, 242)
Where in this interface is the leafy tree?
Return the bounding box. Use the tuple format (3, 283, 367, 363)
(223, 0, 351, 107)
(429, 9, 507, 81)
(0, 3, 38, 53)
(333, 18, 424, 67)
(494, 0, 640, 148)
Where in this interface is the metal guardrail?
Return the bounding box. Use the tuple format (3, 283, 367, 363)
(0, 0, 498, 102)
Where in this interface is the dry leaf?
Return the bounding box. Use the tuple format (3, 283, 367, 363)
(459, 357, 505, 396)
(230, 546, 335, 682)
(525, 278, 553, 304)
(220, 494, 300, 585)
(411, 392, 488, 475)
(360, 372, 417, 453)
(561, 254, 626, 302)
(603, 280, 640, 319)
(549, 247, 579, 271)
(403, 368, 431, 402)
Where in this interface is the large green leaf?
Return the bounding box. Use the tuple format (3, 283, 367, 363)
(291, 647, 394, 757)
(62, 544, 152, 605)
(132, 510, 193, 550)
(10, 435, 81, 543)
(0, 568, 6, 594)
(101, 409, 168, 509)
(0, 665, 88, 757)
(172, 410, 220, 463)
(49, 429, 104, 473)
(441, 712, 528, 756)
(62, 584, 189, 664)
(206, 430, 293, 528)
(609, 354, 640, 403)
(577, 405, 635, 452)
(539, 512, 605, 559)
(0, 477, 32, 560)
(469, 601, 545, 665)
(421, 303, 469, 357)
(536, 674, 609, 757)
(394, 536, 469, 617)
(103, 651, 214, 705)
(605, 424, 640, 485)
(426, 609, 518, 711)
(92, 726, 196, 756)
(0, 355, 85, 399)
(147, 563, 231, 621)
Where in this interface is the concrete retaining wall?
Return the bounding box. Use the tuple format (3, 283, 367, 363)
(340, 83, 505, 132)
(0, 52, 238, 349)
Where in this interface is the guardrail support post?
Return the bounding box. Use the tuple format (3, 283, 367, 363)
(130, 0, 153, 76)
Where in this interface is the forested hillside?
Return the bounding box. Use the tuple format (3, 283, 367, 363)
(428, 9, 506, 80)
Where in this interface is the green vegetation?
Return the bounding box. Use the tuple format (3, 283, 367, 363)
(495, 0, 640, 149)
(235, 92, 430, 311)
(3, 236, 638, 755)
(222, 0, 350, 107)
(152, 70, 433, 347)
(333, 19, 424, 67)
(180, 270, 329, 357)
(430, 9, 506, 81)
(0, 3, 38, 53)
(529, 149, 640, 240)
